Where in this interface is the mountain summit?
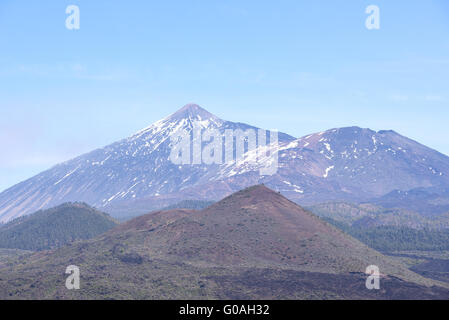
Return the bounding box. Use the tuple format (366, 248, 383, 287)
(169, 103, 220, 121)
(130, 103, 224, 140)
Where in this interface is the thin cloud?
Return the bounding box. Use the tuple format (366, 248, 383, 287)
(424, 95, 444, 102)
(2, 63, 130, 82)
(390, 94, 409, 102)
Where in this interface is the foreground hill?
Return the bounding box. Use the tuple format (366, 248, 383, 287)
(0, 186, 447, 299)
(0, 203, 117, 251)
(123, 185, 444, 280)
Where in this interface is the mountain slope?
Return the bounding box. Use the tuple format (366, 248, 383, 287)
(106, 124, 449, 217)
(0, 104, 293, 222)
(0, 203, 117, 251)
(307, 202, 449, 229)
(370, 186, 449, 215)
(212, 127, 449, 204)
(0, 185, 447, 299)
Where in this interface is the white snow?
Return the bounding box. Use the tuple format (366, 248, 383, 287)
(92, 155, 112, 166)
(54, 166, 80, 186)
(323, 165, 335, 178)
(279, 140, 299, 151)
(282, 181, 304, 193)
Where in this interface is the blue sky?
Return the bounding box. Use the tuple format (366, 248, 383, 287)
(0, 0, 448, 192)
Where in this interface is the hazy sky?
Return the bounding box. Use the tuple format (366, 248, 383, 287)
(1, 0, 448, 192)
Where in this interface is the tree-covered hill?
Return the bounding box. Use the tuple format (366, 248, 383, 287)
(0, 203, 118, 251)
(307, 202, 449, 229)
(323, 217, 449, 252)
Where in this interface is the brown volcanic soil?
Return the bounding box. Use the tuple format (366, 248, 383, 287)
(207, 269, 449, 300)
(130, 185, 434, 284)
(0, 185, 447, 299)
(110, 208, 194, 234)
